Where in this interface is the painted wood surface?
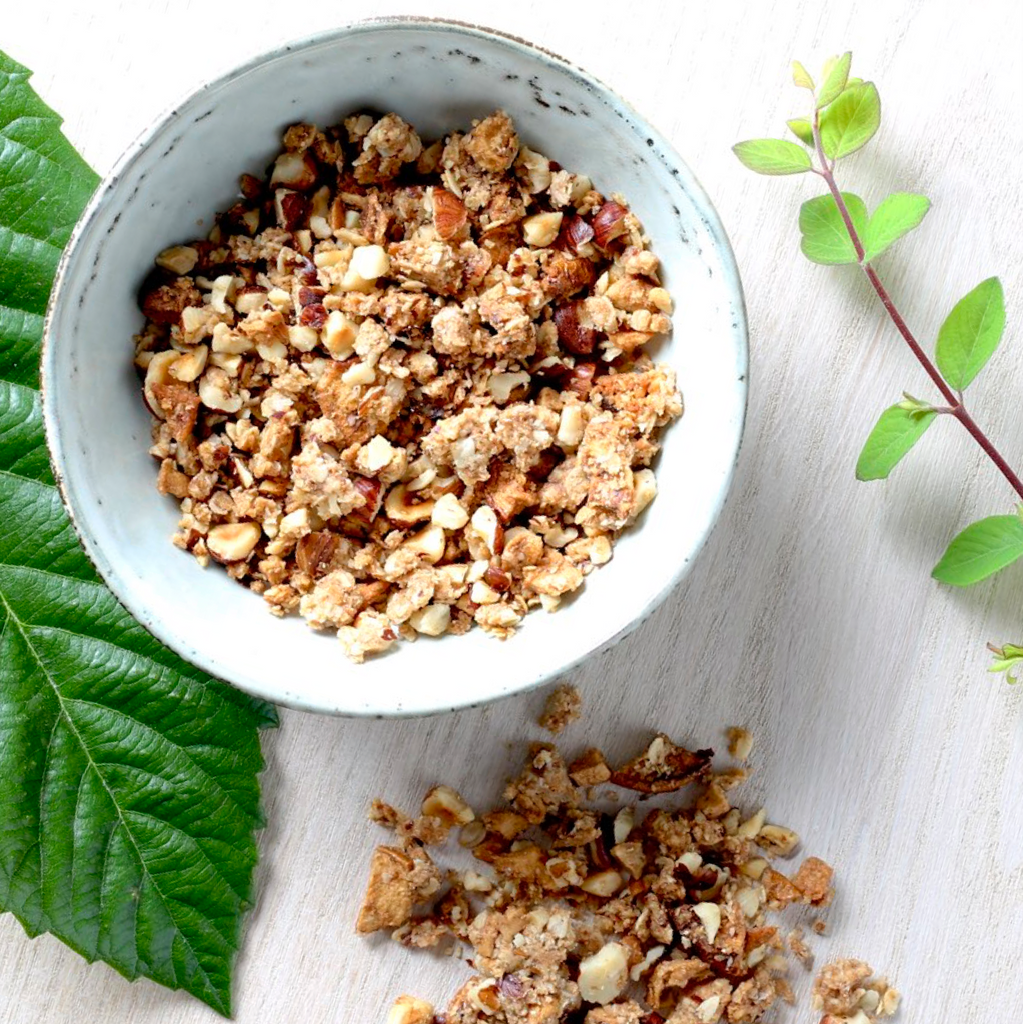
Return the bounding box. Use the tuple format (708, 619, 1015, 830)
(2, 0, 1021, 1020)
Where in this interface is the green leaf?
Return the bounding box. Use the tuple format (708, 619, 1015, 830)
(862, 192, 931, 262)
(934, 277, 1006, 390)
(0, 50, 277, 1016)
(798, 191, 868, 264)
(932, 514, 1023, 586)
(732, 138, 813, 175)
(987, 642, 1023, 684)
(787, 118, 815, 146)
(819, 81, 881, 159)
(855, 402, 938, 480)
(816, 51, 852, 109)
(792, 60, 814, 90)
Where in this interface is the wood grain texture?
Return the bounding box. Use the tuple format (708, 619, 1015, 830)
(2, 0, 1022, 1020)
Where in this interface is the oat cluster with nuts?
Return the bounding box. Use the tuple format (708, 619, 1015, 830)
(356, 726, 899, 1024)
(134, 109, 681, 661)
(812, 959, 900, 1024)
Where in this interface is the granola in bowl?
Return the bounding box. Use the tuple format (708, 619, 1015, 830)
(134, 109, 681, 662)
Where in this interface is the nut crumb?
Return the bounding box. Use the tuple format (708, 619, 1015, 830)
(539, 684, 583, 735)
(727, 725, 754, 761)
(788, 926, 814, 969)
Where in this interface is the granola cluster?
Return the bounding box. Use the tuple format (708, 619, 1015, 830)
(356, 723, 901, 1024)
(134, 109, 681, 661)
(812, 960, 901, 1023)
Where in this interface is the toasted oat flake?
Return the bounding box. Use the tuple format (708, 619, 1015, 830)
(135, 109, 681, 662)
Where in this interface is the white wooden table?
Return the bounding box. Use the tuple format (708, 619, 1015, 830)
(3, 1, 1022, 1020)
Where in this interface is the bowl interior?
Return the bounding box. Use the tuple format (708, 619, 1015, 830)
(43, 20, 747, 716)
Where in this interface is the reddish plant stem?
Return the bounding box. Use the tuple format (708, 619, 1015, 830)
(811, 111, 1023, 501)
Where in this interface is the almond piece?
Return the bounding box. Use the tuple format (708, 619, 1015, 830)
(431, 187, 468, 240)
(431, 493, 469, 530)
(580, 869, 624, 897)
(577, 942, 629, 1005)
(155, 245, 199, 275)
(408, 603, 451, 637)
(693, 902, 721, 945)
(143, 350, 181, 417)
(234, 286, 268, 315)
(563, 215, 595, 253)
(522, 211, 564, 248)
(385, 996, 434, 1024)
(554, 301, 598, 355)
(592, 201, 628, 247)
(403, 523, 446, 565)
(322, 310, 358, 358)
(756, 823, 801, 858)
(207, 522, 261, 563)
(421, 785, 474, 826)
(169, 346, 208, 383)
(274, 189, 308, 231)
(198, 367, 242, 413)
(726, 726, 754, 761)
(350, 244, 390, 281)
(270, 151, 318, 190)
(385, 484, 436, 526)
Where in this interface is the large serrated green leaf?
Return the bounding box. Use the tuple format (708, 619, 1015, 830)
(0, 49, 277, 1017)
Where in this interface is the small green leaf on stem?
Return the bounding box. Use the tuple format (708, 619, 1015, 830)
(816, 51, 852, 109)
(787, 118, 815, 146)
(934, 277, 1006, 390)
(732, 139, 813, 175)
(792, 60, 814, 90)
(932, 513, 1023, 586)
(862, 193, 931, 262)
(987, 642, 1023, 683)
(820, 82, 882, 159)
(798, 192, 868, 264)
(856, 402, 938, 480)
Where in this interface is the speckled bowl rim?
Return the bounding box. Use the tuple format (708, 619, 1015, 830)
(42, 16, 749, 718)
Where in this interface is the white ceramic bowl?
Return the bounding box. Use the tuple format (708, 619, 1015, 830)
(43, 18, 747, 717)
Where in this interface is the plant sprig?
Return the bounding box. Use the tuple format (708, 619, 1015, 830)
(734, 53, 1022, 683)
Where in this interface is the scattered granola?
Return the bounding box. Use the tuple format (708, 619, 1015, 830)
(134, 109, 682, 661)
(539, 684, 583, 735)
(356, 728, 898, 1024)
(812, 959, 901, 1022)
(726, 727, 753, 763)
(787, 927, 814, 970)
